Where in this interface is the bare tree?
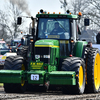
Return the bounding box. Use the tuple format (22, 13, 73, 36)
(59, 0, 100, 31)
(60, 0, 67, 13)
(86, 0, 100, 30)
(0, 0, 31, 42)
(0, 10, 9, 41)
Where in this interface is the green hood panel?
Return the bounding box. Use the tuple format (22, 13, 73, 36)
(35, 39, 59, 48)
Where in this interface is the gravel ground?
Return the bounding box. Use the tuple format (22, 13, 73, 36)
(0, 86, 100, 100)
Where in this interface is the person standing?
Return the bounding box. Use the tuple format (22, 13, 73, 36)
(87, 42, 92, 48)
(96, 32, 100, 44)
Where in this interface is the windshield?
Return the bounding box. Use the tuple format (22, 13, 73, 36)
(37, 18, 70, 39)
(0, 43, 8, 49)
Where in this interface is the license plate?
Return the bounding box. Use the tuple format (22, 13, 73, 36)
(31, 74, 39, 81)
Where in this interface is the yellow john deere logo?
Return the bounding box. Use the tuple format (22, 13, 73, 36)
(30, 62, 43, 69)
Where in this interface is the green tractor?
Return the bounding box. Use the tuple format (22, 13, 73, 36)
(0, 10, 100, 94)
(17, 34, 33, 58)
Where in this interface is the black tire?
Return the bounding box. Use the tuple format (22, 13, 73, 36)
(86, 48, 100, 93)
(61, 57, 85, 94)
(4, 55, 26, 93)
(17, 46, 28, 58)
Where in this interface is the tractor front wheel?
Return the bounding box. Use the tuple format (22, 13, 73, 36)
(4, 56, 26, 93)
(61, 57, 85, 94)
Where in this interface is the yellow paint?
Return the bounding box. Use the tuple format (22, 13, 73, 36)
(21, 64, 25, 70)
(30, 62, 43, 69)
(60, 40, 69, 44)
(21, 80, 25, 87)
(35, 45, 59, 48)
(21, 64, 25, 86)
(79, 66, 83, 88)
(1, 56, 6, 59)
(94, 53, 100, 90)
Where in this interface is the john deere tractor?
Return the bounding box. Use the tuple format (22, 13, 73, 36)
(0, 10, 100, 94)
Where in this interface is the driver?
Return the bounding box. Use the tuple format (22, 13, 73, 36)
(50, 22, 63, 35)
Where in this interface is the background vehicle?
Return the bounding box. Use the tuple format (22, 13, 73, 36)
(10, 39, 21, 52)
(17, 34, 33, 58)
(0, 39, 10, 55)
(0, 10, 99, 94)
(0, 39, 15, 69)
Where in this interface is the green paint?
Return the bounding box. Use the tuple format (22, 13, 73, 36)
(35, 39, 59, 47)
(27, 71, 46, 84)
(73, 41, 87, 57)
(35, 39, 60, 67)
(48, 65, 57, 72)
(0, 70, 25, 83)
(49, 71, 76, 85)
(36, 14, 78, 19)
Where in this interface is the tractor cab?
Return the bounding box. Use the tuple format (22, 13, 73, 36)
(36, 13, 80, 58)
(37, 18, 70, 40)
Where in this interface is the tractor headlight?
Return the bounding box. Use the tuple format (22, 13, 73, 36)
(43, 55, 50, 58)
(43, 55, 46, 58)
(35, 55, 40, 59)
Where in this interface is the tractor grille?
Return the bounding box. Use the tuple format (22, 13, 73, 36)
(35, 47, 51, 63)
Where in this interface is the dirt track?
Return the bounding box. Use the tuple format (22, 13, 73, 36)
(0, 87, 100, 100)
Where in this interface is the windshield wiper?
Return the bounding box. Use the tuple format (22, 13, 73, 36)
(54, 18, 68, 32)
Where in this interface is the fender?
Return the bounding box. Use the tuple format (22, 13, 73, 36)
(73, 41, 87, 58)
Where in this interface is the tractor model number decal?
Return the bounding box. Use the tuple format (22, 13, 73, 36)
(30, 62, 43, 69)
(31, 74, 39, 81)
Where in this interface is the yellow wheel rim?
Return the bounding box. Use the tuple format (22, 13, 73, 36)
(21, 64, 25, 70)
(21, 64, 25, 86)
(21, 80, 25, 86)
(94, 53, 100, 90)
(79, 66, 83, 88)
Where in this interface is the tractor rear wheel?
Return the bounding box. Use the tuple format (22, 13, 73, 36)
(4, 55, 26, 93)
(17, 46, 28, 58)
(86, 48, 100, 93)
(61, 57, 85, 94)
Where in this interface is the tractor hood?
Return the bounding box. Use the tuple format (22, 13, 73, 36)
(34, 39, 59, 64)
(35, 39, 59, 47)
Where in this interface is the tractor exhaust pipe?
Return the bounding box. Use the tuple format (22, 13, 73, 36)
(30, 17, 36, 61)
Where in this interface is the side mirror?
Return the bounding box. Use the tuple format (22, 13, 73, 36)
(17, 17, 22, 25)
(84, 19, 89, 26)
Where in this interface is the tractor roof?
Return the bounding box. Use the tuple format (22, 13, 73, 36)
(36, 13, 78, 19)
